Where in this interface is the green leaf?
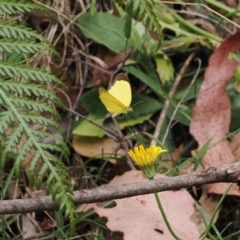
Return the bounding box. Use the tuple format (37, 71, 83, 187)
(124, 65, 191, 122)
(81, 89, 107, 118)
(77, 12, 126, 53)
(125, 93, 162, 118)
(131, 50, 160, 80)
(118, 113, 153, 128)
(124, 0, 134, 39)
(155, 52, 174, 83)
(73, 113, 155, 138)
(167, 104, 191, 126)
(73, 115, 104, 137)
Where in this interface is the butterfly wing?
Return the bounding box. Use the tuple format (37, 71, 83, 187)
(108, 74, 132, 107)
(99, 87, 127, 117)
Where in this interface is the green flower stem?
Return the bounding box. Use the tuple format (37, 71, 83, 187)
(153, 191, 182, 240)
(198, 183, 233, 240)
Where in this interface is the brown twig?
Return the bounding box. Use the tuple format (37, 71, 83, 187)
(1, 161, 240, 214)
(111, 117, 135, 170)
(151, 52, 196, 145)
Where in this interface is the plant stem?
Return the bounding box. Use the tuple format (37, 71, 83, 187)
(154, 192, 182, 240)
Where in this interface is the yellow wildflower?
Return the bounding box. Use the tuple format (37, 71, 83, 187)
(128, 145, 167, 179)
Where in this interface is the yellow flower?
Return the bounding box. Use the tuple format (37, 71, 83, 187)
(128, 145, 167, 179)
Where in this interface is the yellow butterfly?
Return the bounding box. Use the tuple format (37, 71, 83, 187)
(99, 73, 133, 117)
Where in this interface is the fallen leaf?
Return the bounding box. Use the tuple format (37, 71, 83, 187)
(39, 218, 56, 231)
(230, 131, 240, 160)
(92, 45, 132, 86)
(7, 181, 22, 199)
(188, 19, 219, 37)
(72, 135, 125, 162)
(190, 31, 240, 195)
(21, 213, 40, 238)
(79, 170, 201, 239)
(198, 186, 221, 222)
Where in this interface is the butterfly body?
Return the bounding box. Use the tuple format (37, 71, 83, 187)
(99, 74, 133, 117)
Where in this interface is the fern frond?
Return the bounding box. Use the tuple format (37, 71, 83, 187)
(31, 130, 66, 147)
(35, 155, 76, 221)
(3, 125, 24, 153)
(0, 0, 46, 15)
(28, 151, 42, 179)
(130, 0, 162, 48)
(0, 80, 60, 102)
(0, 111, 15, 133)
(0, 62, 62, 84)
(0, 86, 76, 224)
(39, 143, 69, 159)
(0, 20, 49, 42)
(0, 0, 76, 231)
(9, 97, 59, 116)
(14, 138, 34, 175)
(0, 39, 52, 54)
(21, 115, 61, 129)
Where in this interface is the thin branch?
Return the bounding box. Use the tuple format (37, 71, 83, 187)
(1, 161, 240, 214)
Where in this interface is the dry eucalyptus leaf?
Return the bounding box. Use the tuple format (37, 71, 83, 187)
(190, 31, 240, 195)
(79, 170, 201, 239)
(73, 135, 125, 162)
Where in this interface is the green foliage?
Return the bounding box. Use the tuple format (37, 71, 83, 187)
(79, 1, 162, 52)
(0, 20, 48, 42)
(78, 12, 127, 53)
(133, 0, 162, 47)
(73, 90, 163, 138)
(0, 0, 46, 15)
(114, 0, 162, 48)
(0, 0, 76, 233)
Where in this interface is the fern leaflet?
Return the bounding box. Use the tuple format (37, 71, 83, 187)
(0, 0, 76, 233)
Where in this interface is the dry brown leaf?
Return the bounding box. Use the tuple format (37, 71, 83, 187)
(7, 181, 22, 200)
(92, 46, 132, 86)
(38, 218, 56, 231)
(79, 170, 201, 239)
(199, 186, 221, 221)
(225, 0, 238, 7)
(21, 213, 40, 238)
(190, 31, 240, 195)
(230, 132, 240, 160)
(207, 182, 240, 195)
(188, 19, 219, 37)
(72, 135, 125, 162)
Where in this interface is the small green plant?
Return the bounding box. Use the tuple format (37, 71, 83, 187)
(0, 0, 76, 232)
(114, 0, 162, 48)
